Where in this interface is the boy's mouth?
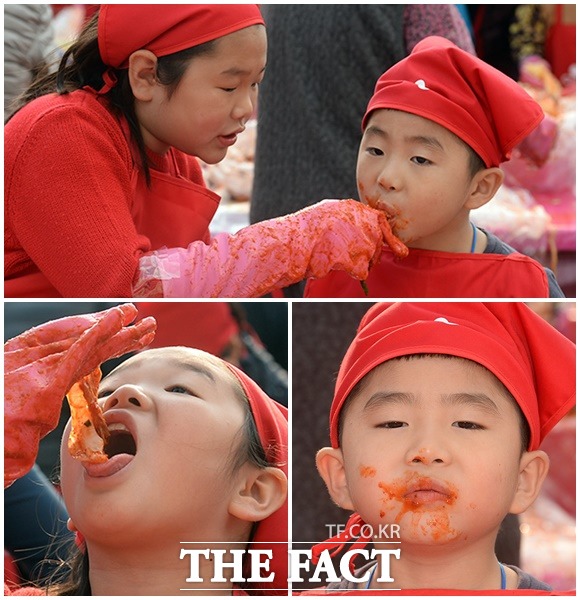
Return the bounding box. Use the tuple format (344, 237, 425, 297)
(403, 476, 456, 506)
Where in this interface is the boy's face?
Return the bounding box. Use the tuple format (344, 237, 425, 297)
(337, 356, 527, 547)
(60, 348, 248, 544)
(357, 110, 476, 251)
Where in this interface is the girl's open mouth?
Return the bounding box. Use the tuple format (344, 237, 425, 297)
(82, 422, 138, 478)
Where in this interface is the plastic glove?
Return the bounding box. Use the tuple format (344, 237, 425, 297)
(132, 199, 408, 298)
(4, 304, 156, 488)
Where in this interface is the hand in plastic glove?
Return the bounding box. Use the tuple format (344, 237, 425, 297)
(4, 304, 156, 488)
(133, 199, 408, 298)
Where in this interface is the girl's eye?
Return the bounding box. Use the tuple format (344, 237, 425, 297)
(377, 421, 407, 429)
(411, 156, 431, 166)
(453, 421, 484, 430)
(221, 87, 236, 93)
(167, 385, 193, 395)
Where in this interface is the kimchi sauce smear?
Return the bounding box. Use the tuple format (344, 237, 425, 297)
(378, 471, 459, 541)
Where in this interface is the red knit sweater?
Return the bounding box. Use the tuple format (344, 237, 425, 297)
(5, 90, 207, 297)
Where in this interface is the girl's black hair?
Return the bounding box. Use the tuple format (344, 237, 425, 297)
(7, 9, 217, 186)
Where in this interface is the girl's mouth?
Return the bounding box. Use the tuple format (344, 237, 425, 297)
(82, 421, 138, 478)
(218, 129, 243, 147)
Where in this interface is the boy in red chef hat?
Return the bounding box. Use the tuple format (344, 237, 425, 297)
(305, 36, 565, 298)
(305, 302, 575, 593)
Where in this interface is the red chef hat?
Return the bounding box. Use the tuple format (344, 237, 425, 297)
(362, 36, 544, 167)
(224, 362, 288, 595)
(330, 303, 575, 451)
(98, 4, 265, 69)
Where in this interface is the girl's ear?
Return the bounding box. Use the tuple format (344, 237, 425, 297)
(228, 466, 287, 522)
(316, 447, 354, 511)
(128, 49, 159, 101)
(509, 450, 550, 514)
(464, 167, 504, 210)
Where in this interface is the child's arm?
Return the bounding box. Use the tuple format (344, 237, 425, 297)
(132, 199, 403, 298)
(4, 304, 156, 489)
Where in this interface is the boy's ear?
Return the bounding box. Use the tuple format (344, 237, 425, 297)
(316, 447, 355, 511)
(509, 450, 550, 514)
(128, 49, 159, 101)
(464, 167, 504, 210)
(228, 466, 287, 522)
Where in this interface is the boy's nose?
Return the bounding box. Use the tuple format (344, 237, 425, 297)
(405, 444, 450, 466)
(101, 384, 153, 412)
(377, 163, 402, 192)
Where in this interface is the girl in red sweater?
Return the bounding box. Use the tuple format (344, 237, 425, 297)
(5, 304, 288, 595)
(5, 4, 397, 298)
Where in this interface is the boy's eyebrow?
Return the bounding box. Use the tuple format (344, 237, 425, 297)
(363, 127, 444, 152)
(362, 391, 502, 416)
(442, 392, 501, 416)
(363, 125, 387, 139)
(363, 391, 415, 412)
(405, 135, 444, 152)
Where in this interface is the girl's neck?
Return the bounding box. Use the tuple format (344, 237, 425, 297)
(87, 540, 239, 596)
(371, 536, 511, 591)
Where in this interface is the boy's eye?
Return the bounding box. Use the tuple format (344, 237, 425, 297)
(167, 385, 193, 395)
(220, 87, 236, 93)
(366, 146, 384, 157)
(377, 421, 407, 429)
(453, 421, 484, 430)
(411, 156, 431, 166)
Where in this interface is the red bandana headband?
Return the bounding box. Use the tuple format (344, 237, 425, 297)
(330, 302, 575, 452)
(362, 36, 544, 167)
(225, 362, 288, 595)
(94, 4, 264, 93)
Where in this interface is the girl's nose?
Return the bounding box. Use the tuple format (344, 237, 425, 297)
(102, 384, 153, 412)
(232, 91, 255, 122)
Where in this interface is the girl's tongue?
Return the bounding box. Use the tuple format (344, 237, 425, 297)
(83, 454, 134, 478)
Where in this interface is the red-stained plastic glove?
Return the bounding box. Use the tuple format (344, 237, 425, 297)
(133, 199, 407, 298)
(4, 304, 156, 488)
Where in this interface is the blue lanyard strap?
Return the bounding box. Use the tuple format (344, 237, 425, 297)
(499, 562, 507, 590)
(365, 563, 378, 589)
(470, 221, 478, 253)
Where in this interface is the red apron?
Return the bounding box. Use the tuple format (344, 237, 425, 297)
(125, 118, 220, 250)
(5, 118, 220, 298)
(304, 247, 550, 298)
